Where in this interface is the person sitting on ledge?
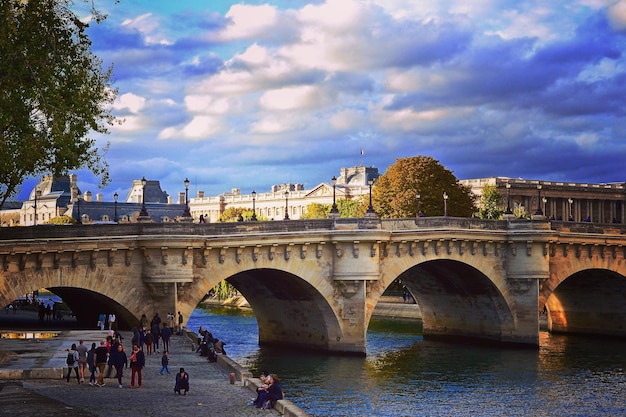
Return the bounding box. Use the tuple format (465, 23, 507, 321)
(256, 373, 283, 409)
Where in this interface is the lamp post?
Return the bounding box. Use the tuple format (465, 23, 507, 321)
(542, 196, 547, 217)
(284, 190, 290, 220)
(568, 198, 573, 221)
(416, 192, 421, 217)
(183, 178, 191, 218)
(330, 176, 339, 217)
(72, 186, 81, 225)
(251, 190, 257, 221)
(366, 178, 376, 216)
(505, 182, 512, 215)
(139, 176, 149, 218)
(113, 192, 118, 222)
(34, 188, 41, 226)
(535, 183, 543, 216)
(443, 192, 448, 217)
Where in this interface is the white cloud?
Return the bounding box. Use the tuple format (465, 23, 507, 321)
(113, 93, 146, 113)
(217, 4, 279, 40)
(259, 86, 324, 111)
(158, 116, 223, 141)
(608, 0, 626, 30)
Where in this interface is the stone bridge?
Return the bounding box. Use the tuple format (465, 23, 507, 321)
(1, 218, 625, 355)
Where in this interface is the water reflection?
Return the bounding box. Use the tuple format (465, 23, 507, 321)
(190, 305, 626, 417)
(0, 332, 58, 339)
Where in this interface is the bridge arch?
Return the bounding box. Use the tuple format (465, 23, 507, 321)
(543, 268, 626, 337)
(381, 259, 515, 343)
(226, 268, 343, 351)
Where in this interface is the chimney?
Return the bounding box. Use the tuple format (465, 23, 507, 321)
(96, 193, 102, 202)
(167, 195, 173, 204)
(179, 192, 185, 205)
(198, 191, 204, 198)
(84, 191, 92, 202)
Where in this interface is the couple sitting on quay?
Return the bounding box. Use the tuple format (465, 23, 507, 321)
(248, 370, 283, 410)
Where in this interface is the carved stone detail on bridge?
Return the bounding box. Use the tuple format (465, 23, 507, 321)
(142, 248, 152, 265)
(316, 242, 325, 259)
(285, 243, 294, 261)
(108, 249, 116, 266)
(300, 243, 309, 259)
(125, 249, 134, 266)
(236, 246, 243, 263)
(337, 280, 361, 298)
(90, 250, 98, 270)
(161, 247, 168, 265)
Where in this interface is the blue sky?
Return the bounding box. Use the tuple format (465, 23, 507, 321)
(25, 0, 626, 201)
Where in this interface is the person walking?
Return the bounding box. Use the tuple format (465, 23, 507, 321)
(129, 344, 145, 388)
(159, 350, 170, 375)
(65, 343, 80, 385)
(108, 313, 116, 331)
(94, 340, 109, 387)
(177, 311, 183, 336)
(161, 325, 171, 353)
(98, 313, 106, 330)
(111, 343, 128, 388)
(75, 339, 88, 383)
(87, 342, 97, 386)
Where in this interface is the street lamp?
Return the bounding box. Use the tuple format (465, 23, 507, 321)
(416, 192, 421, 217)
(366, 178, 376, 215)
(542, 196, 547, 217)
(72, 186, 82, 225)
(505, 182, 512, 214)
(443, 192, 448, 217)
(284, 190, 290, 220)
(34, 188, 41, 226)
(568, 198, 573, 221)
(535, 183, 543, 216)
(183, 178, 191, 218)
(139, 176, 149, 218)
(113, 192, 118, 222)
(330, 176, 339, 216)
(251, 190, 257, 221)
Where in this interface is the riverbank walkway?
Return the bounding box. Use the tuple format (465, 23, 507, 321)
(0, 311, 286, 417)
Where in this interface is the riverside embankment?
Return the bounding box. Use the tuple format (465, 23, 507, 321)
(200, 295, 422, 320)
(0, 310, 308, 417)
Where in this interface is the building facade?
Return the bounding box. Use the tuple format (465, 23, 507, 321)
(187, 165, 380, 222)
(462, 177, 625, 223)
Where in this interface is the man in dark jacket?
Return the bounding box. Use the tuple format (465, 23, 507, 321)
(129, 344, 146, 388)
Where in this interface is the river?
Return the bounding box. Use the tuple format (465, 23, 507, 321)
(188, 305, 626, 417)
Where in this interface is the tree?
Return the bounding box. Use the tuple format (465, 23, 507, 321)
(477, 184, 504, 220)
(0, 0, 118, 208)
(301, 202, 329, 219)
(46, 215, 75, 225)
(219, 207, 245, 222)
(372, 155, 476, 218)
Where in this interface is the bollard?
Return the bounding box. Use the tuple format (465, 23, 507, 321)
(229, 372, 235, 384)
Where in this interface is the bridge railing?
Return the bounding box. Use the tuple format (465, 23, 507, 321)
(1, 217, 623, 241)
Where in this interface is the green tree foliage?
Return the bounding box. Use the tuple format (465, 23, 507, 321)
(301, 202, 330, 219)
(477, 184, 504, 219)
(212, 280, 236, 301)
(338, 198, 362, 218)
(372, 155, 476, 218)
(0, 0, 118, 208)
(46, 215, 75, 225)
(219, 207, 246, 222)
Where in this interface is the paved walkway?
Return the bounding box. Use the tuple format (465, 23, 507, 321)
(0, 328, 278, 417)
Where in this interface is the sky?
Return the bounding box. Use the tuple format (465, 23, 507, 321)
(23, 0, 626, 201)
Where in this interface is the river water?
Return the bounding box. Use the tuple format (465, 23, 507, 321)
(190, 305, 626, 417)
